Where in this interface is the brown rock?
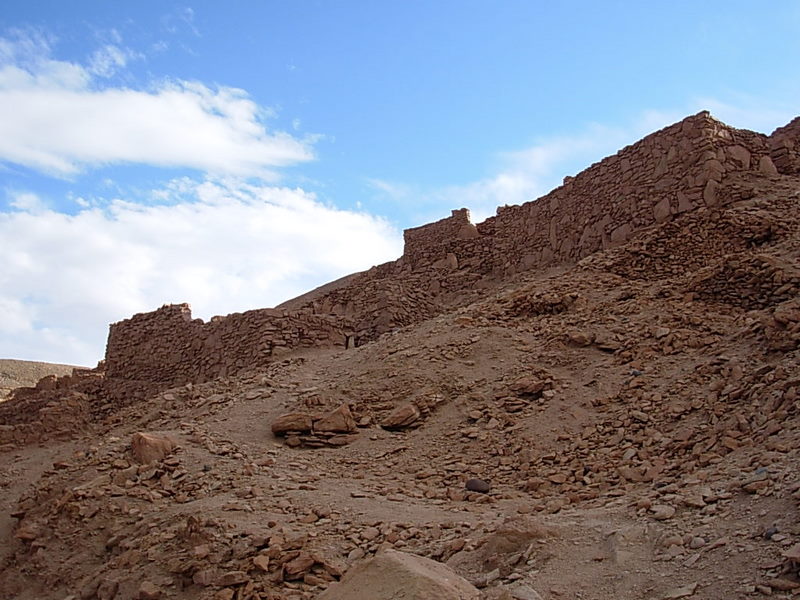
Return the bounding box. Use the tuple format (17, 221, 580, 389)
(271, 413, 313, 435)
(726, 144, 751, 169)
(283, 552, 316, 581)
(660, 582, 698, 599)
(381, 404, 421, 430)
(216, 571, 248, 586)
(253, 555, 270, 572)
(650, 505, 676, 520)
(313, 404, 357, 434)
(567, 329, 595, 346)
(318, 549, 480, 600)
(465, 478, 491, 493)
(653, 197, 672, 223)
(285, 435, 302, 448)
(131, 433, 175, 465)
(510, 378, 546, 397)
(193, 568, 219, 587)
(768, 578, 800, 591)
(361, 526, 381, 541)
(138, 581, 161, 600)
(14, 522, 39, 541)
(782, 543, 800, 562)
(96, 579, 119, 600)
(742, 479, 770, 493)
(759, 155, 779, 177)
(703, 179, 719, 206)
(506, 583, 545, 600)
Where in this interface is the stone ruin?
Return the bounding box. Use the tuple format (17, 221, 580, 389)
(3, 110, 800, 441)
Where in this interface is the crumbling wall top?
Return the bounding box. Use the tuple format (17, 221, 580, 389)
(402, 208, 478, 267)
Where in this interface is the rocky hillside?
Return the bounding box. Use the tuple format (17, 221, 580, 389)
(0, 113, 798, 600)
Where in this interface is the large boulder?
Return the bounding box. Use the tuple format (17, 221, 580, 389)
(131, 432, 175, 465)
(318, 548, 480, 600)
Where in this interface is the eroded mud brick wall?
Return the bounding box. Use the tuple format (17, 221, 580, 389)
(105, 303, 351, 387)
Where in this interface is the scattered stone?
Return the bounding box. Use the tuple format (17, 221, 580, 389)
(509, 378, 546, 397)
(783, 543, 800, 562)
(361, 526, 380, 541)
(253, 555, 270, 572)
(506, 582, 545, 600)
(660, 582, 698, 599)
(768, 578, 800, 591)
(688, 537, 706, 550)
(282, 552, 316, 581)
(216, 571, 248, 586)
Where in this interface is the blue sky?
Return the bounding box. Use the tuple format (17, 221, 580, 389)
(1, 1, 798, 365)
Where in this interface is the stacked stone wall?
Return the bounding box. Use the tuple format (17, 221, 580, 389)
(301, 277, 440, 343)
(105, 303, 350, 389)
(290, 112, 796, 333)
(402, 209, 479, 269)
(770, 117, 800, 175)
(383, 112, 785, 280)
(68, 113, 800, 394)
(487, 112, 776, 274)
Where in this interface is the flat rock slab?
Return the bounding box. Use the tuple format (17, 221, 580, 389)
(318, 548, 480, 600)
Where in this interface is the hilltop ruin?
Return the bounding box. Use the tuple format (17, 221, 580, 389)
(102, 112, 799, 387)
(1, 111, 799, 600)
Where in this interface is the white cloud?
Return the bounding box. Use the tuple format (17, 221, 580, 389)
(0, 182, 402, 365)
(87, 44, 139, 78)
(0, 32, 314, 177)
(9, 191, 46, 212)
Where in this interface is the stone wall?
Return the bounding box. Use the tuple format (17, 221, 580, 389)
(770, 116, 800, 175)
(105, 303, 351, 388)
(486, 112, 776, 274)
(402, 209, 480, 269)
(86, 112, 800, 393)
(383, 112, 786, 279)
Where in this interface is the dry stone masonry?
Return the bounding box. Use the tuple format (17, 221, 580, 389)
(7, 111, 799, 421)
(2, 109, 800, 599)
(98, 112, 800, 390)
(105, 304, 352, 389)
